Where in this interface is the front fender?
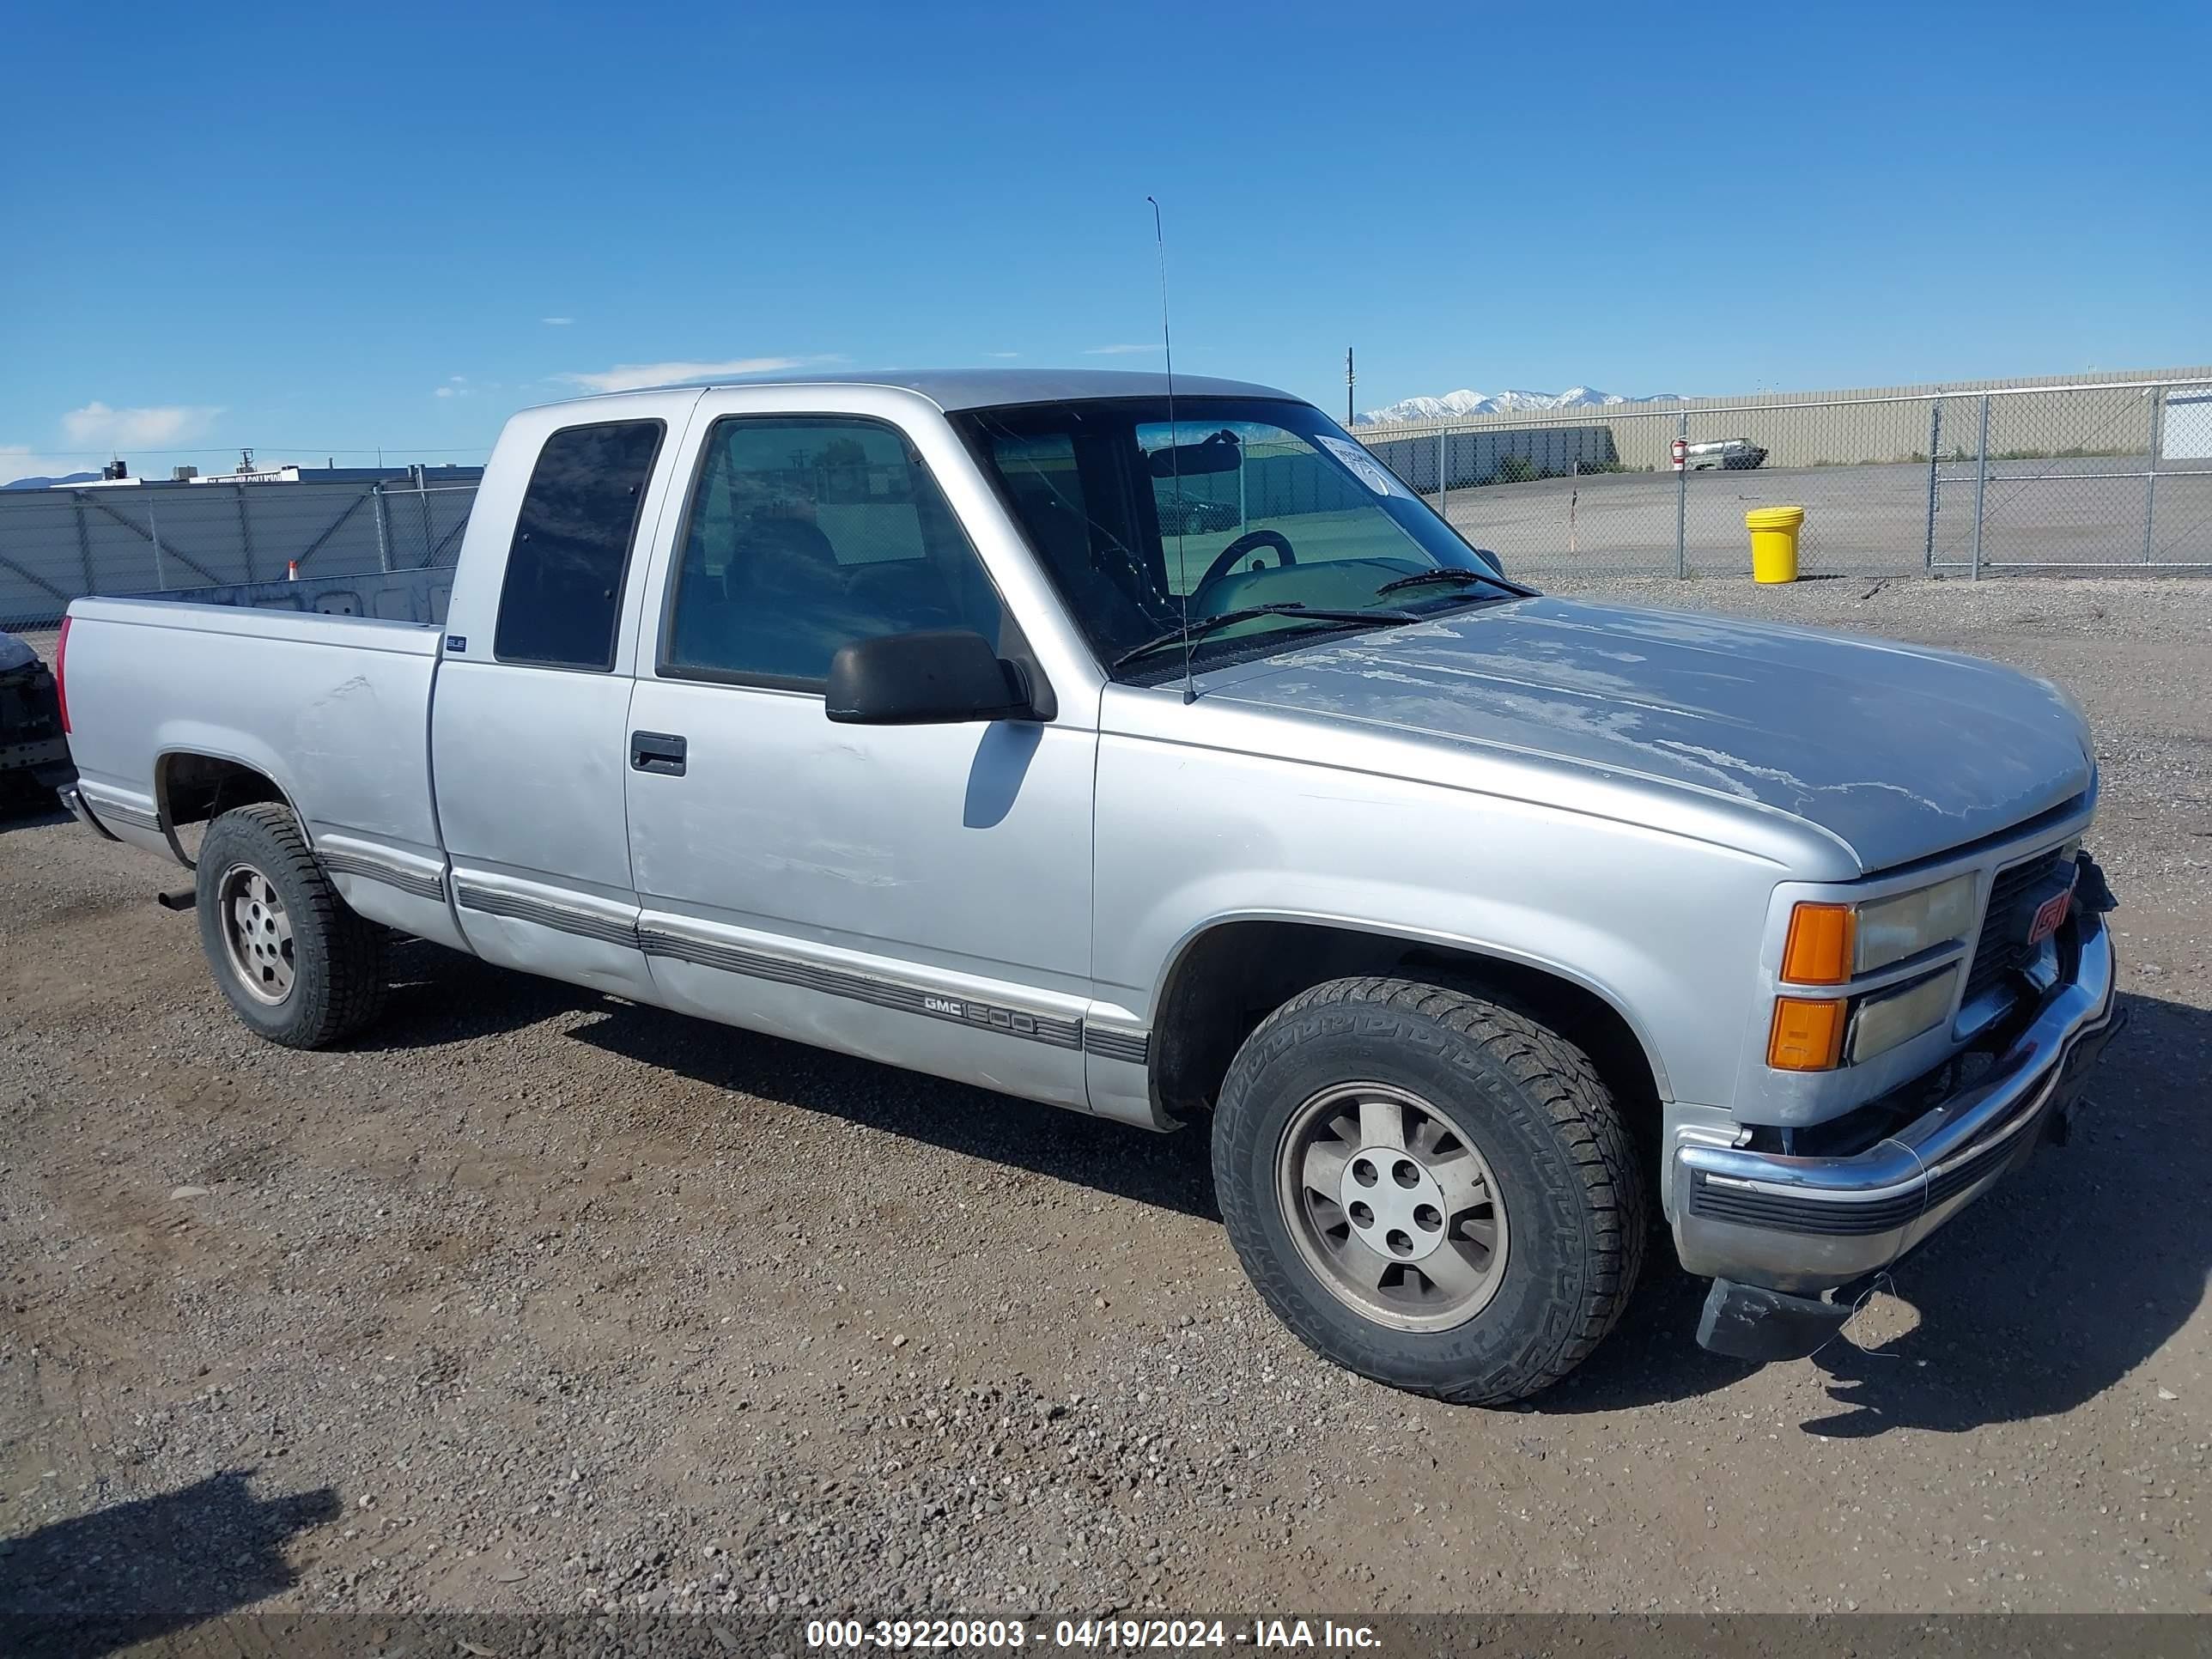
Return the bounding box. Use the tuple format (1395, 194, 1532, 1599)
(1092, 726, 1791, 1117)
(1152, 902, 1676, 1103)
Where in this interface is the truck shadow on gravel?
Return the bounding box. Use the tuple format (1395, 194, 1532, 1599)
(361, 940, 1224, 1221)
(356, 943, 2203, 1427)
(1539, 990, 2209, 1436)
(360, 939, 611, 1048)
(571, 1006, 1223, 1223)
(0, 1470, 338, 1658)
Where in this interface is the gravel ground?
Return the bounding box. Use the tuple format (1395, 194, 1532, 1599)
(3, 575, 2208, 1630)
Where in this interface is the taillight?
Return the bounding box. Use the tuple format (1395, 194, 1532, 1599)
(53, 615, 71, 733)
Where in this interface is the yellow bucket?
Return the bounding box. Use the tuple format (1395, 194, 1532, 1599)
(1745, 504, 1806, 584)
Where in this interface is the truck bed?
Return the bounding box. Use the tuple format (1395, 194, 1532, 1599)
(61, 589, 448, 916)
(113, 564, 453, 627)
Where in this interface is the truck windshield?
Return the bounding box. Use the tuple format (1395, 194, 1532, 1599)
(951, 397, 1523, 678)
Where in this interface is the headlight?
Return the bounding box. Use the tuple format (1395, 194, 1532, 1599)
(1768, 874, 1984, 1072)
(1846, 966, 1961, 1064)
(1781, 872, 1979, 985)
(1852, 873, 1978, 974)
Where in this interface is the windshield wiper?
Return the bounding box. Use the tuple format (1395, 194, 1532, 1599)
(1373, 566, 1524, 599)
(1110, 602, 1420, 672)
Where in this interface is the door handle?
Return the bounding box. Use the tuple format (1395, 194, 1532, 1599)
(631, 731, 687, 776)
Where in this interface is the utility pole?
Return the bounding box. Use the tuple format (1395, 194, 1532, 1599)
(1346, 347, 1355, 427)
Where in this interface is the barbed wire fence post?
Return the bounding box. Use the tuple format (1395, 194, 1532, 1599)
(373, 483, 392, 574)
(1970, 393, 1992, 581)
(2142, 386, 2163, 565)
(1674, 410, 1689, 579)
(144, 490, 167, 592)
(1922, 401, 1942, 573)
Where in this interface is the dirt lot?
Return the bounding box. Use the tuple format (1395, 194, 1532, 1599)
(3, 575, 2209, 1631)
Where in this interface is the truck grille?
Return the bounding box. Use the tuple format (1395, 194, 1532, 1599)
(1960, 846, 2070, 1005)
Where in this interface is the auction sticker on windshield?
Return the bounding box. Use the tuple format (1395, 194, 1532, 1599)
(1316, 434, 1401, 497)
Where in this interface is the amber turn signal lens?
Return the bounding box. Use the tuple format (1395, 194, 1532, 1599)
(1782, 902, 1856, 985)
(1768, 996, 1846, 1072)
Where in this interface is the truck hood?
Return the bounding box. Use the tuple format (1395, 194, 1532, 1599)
(1211, 596, 2094, 872)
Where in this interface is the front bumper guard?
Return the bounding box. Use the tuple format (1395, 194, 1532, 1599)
(1674, 908, 2120, 1299)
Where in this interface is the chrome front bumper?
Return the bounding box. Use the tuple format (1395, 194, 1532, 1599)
(1673, 908, 2120, 1294)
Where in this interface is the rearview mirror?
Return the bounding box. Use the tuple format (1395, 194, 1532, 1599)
(1146, 430, 1243, 477)
(825, 629, 1037, 726)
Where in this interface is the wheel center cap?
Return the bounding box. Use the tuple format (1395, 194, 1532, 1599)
(1338, 1145, 1450, 1262)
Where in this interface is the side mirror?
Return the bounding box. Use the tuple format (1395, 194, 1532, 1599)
(825, 629, 1036, 726)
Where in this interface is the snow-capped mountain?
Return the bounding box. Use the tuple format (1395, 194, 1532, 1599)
(1354, 386, 1683, 425)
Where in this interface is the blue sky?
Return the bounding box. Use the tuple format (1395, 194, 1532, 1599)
(3, 1, 2206, 479)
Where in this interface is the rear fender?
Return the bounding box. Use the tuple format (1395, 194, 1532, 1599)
(155, 736, 308, 869)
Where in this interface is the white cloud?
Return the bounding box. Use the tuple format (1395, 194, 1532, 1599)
(986, 350, 1021, 359)
(541, 316, 574, 326)
(1084, 343, 1159, 356)
(435, 376, 471, 399)
(60, 401, 223, 447)
(555, 355, 829, 394)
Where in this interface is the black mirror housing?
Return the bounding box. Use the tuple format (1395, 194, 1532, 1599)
(1146, 429, 1243, 477)
(824, 629, 1036, 726)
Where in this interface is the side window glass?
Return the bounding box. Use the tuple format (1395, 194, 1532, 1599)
(494, 420, 664, 670)
(665, 417, 1002, 685)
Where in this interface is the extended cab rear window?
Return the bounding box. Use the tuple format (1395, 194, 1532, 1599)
(494, 419, 665, 670)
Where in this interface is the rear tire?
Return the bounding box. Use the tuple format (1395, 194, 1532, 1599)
(1212, 975, 1646, 1405)
(194, 803, 388, 1048)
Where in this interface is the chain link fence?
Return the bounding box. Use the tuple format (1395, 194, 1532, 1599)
(0, 477, 476, 632)
(1356, 376, 2212, 581)
(7, 375, 2212, 630)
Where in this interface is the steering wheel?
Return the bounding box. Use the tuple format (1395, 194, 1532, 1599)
(1193, 529, 1297, 598)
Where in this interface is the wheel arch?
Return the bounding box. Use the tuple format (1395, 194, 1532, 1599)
(1148, 913, 1669, 1128)
(155, 747, 306, 868)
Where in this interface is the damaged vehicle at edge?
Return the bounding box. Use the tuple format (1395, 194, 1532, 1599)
(0, 629, 71, 809)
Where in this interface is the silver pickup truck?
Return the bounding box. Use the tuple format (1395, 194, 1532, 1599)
(56, 369, 2123, 1403)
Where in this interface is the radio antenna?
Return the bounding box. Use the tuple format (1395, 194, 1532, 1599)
(1147, 195, 1196, 705)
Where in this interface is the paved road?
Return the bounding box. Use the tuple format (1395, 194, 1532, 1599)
(3, 577, 2208, 1631)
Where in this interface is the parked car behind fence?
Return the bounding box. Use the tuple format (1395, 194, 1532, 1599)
(1687, 438, 1768, 471)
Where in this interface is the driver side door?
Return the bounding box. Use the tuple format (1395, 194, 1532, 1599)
(622, 407, 1098, 1108)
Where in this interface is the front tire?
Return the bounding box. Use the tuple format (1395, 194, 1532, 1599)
(1212, 976, 1645, 1404)
(195, 803, 389, 1048)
